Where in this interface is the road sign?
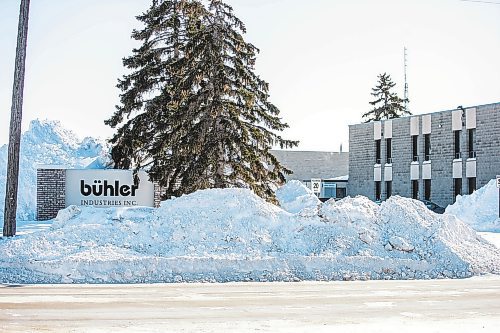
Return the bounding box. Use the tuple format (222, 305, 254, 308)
(311, 178, 321, 195)
(496, 175, 500, 188)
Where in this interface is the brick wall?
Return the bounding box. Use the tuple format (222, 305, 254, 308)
(476, 104, 500, 188)
(427, 110, 454, 207)
(348, 122, 374, 199)
(391, 117, 412, 198)
(154, 182, 163, 208)
(37, 168, 66, 220)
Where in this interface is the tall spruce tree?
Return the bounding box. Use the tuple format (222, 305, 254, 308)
(362, 72, 410, 122)
(105, 0, 297, 203)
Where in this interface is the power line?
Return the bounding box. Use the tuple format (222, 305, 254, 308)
(460, 0, 500, 4)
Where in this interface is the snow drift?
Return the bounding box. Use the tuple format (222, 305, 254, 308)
(0, 120, 499, 284)
(1, 183, 498, 284)
(276, 179, 321, 216)
(0, 119, 109, 221)
(446, 179, 500, 232)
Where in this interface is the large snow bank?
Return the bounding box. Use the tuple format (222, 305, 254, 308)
(0, 121, 498, 284)
(276, 180, 321, 216)
(446, 179, 500, 232)
(0, 119, 109, 221)
(1, 189, 498, 284)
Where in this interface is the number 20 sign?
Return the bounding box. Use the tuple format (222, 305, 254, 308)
(311, 178, 321, 194)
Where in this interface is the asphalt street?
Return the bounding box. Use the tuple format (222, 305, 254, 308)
(1, 275, 500, 332)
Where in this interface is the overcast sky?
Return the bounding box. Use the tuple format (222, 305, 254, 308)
(1, 0, 499, 151)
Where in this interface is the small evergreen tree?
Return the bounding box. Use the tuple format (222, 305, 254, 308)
(362, 72, 410, 122)
(105, 0, 297, 203)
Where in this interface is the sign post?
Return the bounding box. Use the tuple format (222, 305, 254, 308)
(311, 178, 321, 197)
(496, 176, 500, 218)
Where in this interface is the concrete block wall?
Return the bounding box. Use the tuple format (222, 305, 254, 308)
(391, 117, 412, 198)
(476, 104, 500, 188)
(348, 123, 375, 199)
(37, 168, 66, 220)
(380, 126, 386, 199)
(427, 111, 454, 207)
(154, 182, 163, 208)
(348, 102, 500, 208)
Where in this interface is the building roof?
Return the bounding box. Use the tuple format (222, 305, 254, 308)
(348, 101, 500, 127)
(271, 150, 349, 181)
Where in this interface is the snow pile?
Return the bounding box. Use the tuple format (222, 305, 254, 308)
(1, 190, 498, 284)
(0, 119, 109, 221)
(446, 179, 500, 232)
(0, 121, 498, 283)
(276, 180, 321, 216)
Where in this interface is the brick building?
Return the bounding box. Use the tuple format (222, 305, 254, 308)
(348, 102, 500, 208)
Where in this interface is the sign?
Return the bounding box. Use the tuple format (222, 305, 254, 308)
(497, 175, 500, 188)
(311, 178, 321, 194)
(66, 169, 154, 207)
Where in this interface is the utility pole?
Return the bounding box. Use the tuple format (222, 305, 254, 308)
(403, 46, 409, 113)
(3, 0, 31, 237)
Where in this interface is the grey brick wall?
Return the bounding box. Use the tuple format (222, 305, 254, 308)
(37, 168, 66, 220)
(476, 104, 500, 188)
(391, 117, 412, 198)
(154, 182, 163, 208)
(270, 150, 349, 181)
(348, 123, 375, 199)
(348, 102, 500, 208)
(427, 111, 454, 207)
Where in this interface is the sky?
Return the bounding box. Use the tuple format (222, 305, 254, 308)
(1, 0, 499, 152)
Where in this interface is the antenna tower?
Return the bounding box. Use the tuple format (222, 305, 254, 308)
(404, 47, 409, 112)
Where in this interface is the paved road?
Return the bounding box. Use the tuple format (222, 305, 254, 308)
(1, 275, 500, 332)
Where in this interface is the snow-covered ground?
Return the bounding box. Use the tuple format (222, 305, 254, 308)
(1, 184, 499, 283)
(479, 232, 500, 248)
(446, 179, 500, 232)
(0, 120, 499, 284)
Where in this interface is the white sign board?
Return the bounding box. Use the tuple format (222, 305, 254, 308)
(497, 175, 500, 188)
(66, 169, 155, 207)
(311, 178, 322, 194)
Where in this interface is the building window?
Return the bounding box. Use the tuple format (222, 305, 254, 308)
(386, 138, 392, 164)
(424, 179, 431, 200)
(375, 140, 381, 164)
(375, 181, 381, 201)
(386, 181, 392, 198)
(454, 178, 462, 201)
(336, 187, 347, 199)
(323, 187, 335, 198)
(454, 130, 461, 159)
(468, 129, 475, 158)
(412, 180, 419, 199)
(412, 135, 418, 161)
(424, 134, 431, 161)
(468, 177, 476, 194)
(323, 182, 337, 198)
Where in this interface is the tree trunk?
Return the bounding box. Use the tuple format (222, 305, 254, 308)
(3, 0, 30, 237)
